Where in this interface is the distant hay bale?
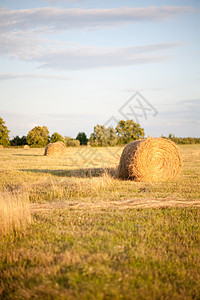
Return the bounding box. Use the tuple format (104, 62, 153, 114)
(44, 142, 65, 157)
(117, 137, 182, 182)
(23, 145, 30, 149)
(54, 141, 66, 149)
(0, 145, 3, 149)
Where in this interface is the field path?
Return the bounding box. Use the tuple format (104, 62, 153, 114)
(30, 198, 200, 212)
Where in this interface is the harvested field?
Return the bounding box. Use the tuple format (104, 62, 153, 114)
(0, 144, 199, 300)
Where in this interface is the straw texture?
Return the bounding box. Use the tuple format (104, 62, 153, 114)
(44, 142, 65, 156)
(54, 141, 66, 149)
(117, 137, 182, 182)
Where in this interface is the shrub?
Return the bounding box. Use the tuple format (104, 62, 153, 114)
(162, 134, 200, 144)
(65, 137, 80, 147)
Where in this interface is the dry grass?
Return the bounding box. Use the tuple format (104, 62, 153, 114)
(118, 137, 182, 182)
(0, 145, 199, 203)
(0, 145, 3, 149)
(0, 145, 199, 299)
(0, 192, 32, 235)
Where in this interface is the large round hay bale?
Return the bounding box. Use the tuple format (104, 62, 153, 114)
(54, 141, 66, 149)
(117, 137, 182, 182)
(0, 145, 3, 149)
(23, 145, 30, 149)
(44, 142, 66, 156)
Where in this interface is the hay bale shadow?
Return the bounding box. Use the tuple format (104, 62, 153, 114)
(13, 154, 44, 157)
(20, 167, 117, 178)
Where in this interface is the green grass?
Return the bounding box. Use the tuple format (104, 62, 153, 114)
(0, 145, 200, 299)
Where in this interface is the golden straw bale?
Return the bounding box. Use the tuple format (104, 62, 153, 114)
(44, 143, 65, 156)
(117, 137, 182, 182)
(0, 145, 3, 149)
(54, 141, 66, 148)
(23, 145, 30, 149)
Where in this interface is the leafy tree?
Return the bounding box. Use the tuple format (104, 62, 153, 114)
(27, 126, 49, 147)
(76, 132, 88, 145)
(0, 117, 10, 146)
(106, 127, 118, 146)
(90, 125, 107, 146)
(89, 125, 118, 146)
(89, 133, 95, 146)
(116, 120, 145, 144)
(50, 132, 65, 143)
(10, 135, 27, 146)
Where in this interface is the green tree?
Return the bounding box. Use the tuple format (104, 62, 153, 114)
(90, 125, 107, 146)
(106, 127, 118, 146)
(27, 126, 49, 147)
(116, 120, 145, 144)
(50, 132, 65, 143)
(89, 133, 96, 146)
(76, 132, 88, 145)
(89, 125, 118, 146)
(10, 135, 27, 146)
(0, 117, 10, 147)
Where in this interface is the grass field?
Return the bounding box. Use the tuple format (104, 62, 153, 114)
(0, 145, 200, 299)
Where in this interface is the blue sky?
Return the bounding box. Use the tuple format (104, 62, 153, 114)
(0, 0, 199, 139)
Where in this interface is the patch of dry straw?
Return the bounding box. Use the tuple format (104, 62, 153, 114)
(55, 141, 66, 148)
(44, 142, 66, 157)
(117, 137, 182, 182)
(0, 192, 32, 235)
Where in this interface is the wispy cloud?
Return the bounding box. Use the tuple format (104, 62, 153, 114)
(0, 6, 189, 71)
(0, 29, 182, 70)
(0, 6, 195, 33)
(0, 73, 72, 81)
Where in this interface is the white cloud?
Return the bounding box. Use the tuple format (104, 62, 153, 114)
(0, 28, 182, 70)
(0, 6, 189, 71)
(37, 42, 179, 70)
(0, 6, 195, 33)
(0, 73, 72, 81)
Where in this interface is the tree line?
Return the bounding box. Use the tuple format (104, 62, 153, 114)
(162, 134, 200, 145)
(0, 116, 199, 147)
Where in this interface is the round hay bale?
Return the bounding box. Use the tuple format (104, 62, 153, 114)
(0, 145, 3, 149)
(23, 145, 30, 149)
(44, 142, 65, 157)
(117, 137, 182, 182)
(54, 141, 66, 149)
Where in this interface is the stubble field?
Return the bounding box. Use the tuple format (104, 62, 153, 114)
(0, 144, 200, 299)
